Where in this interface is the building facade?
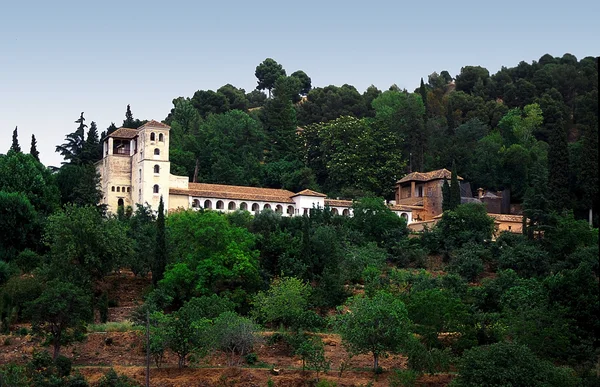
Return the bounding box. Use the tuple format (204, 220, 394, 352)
(97, 121, 414, 222)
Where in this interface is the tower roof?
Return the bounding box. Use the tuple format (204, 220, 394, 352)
(138, 120, 170, 130)
(397, 168, 463, 184)
(108, 127, 139, 139)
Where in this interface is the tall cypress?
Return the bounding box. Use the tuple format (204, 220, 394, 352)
(123, 105, 135, 128)
(10, 127, 21, 153)
(442, 179, 451, 211)
(30, 134, 40, 161)
(450, 162, 461, 210)
(419, 77, 428, 118)
(579, 123, 599, 225)
(547, 118, 570, 213)
(153, 196, 167, 287)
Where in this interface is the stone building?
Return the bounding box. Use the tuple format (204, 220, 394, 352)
(97, 121, 414, 222)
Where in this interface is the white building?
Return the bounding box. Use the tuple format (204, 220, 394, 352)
(97, 121, 413, 223)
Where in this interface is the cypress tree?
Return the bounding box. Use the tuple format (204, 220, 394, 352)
(579, 123, 598, 225)
(10, 126, 21, 153)
(450, 162, 461, 210)
(153, 196, 167, 287)
(123, 105, 135, 128)
(82, 121, 101, 163)
(442, 179, 451, 211)
(419, 77, 428, 118)
(30, 134, 40, 161)
(547, 118, 570, 212)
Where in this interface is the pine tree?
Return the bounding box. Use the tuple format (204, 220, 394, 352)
(153, 196, 167, 287)
(82, 121, 101, 163)
(123, 105, 135, 128)
(10, 127, 21, 153)
(30, 134, 40, 161)
(547, 120, 570, 212)
(523, 160, 550, 239)
(579, 123, 598, 225)
(419, 77, 428, 118)
(56, 112, 87, 164)
(449, 162, 461, 210)
(442, 179, 451, 211)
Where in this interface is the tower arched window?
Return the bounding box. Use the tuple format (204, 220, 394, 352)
(154, 165, 160, 174)
(117, 186, 120, 192)
(159, 133, 164, 142)
(154, 148, 160, 156)
(111, 186, 115, 192)
(150, 132, 156, 141)
(216, 200, 224, 209)
(153, 184, 159, 194)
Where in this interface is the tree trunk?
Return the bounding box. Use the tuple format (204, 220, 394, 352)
(589, 208, 593, 227)
(53, 338, 61, 360)
(373, 352, 379, 371)
(178, 355, 185, 368)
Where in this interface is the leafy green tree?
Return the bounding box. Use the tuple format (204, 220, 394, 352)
(436, 203, 495, 251)
(217, 84, 249, 111)
(0, 151, 60, 215)
(441, 179, 451, 212)
(335, 291, 411, 370)
(295, 335, 330, 380)
(453, 342, 580, 386)
(455, 66, 490, 94)
(448, 243, 487, 282)
(579, 122, 598, 225)
(191, 89, 230, 118)
(255, 58, 286, 97)
(523, 159, 551, 239)
(81, 121, 101, 163)
(246, 90, 267, 108)
(44, 205, 133, 286)
(252, 276, 311, 329)
(126, 204, 156, 277)
(25, 281, 92, 359)
(29, 135, 39, 161)
(290, 70, 312, 95)
(261, 76, 299, 162)
(296, 84, 367, 125)
(160, 210, 260, 306)
(10, 127, 21, 153)
(352, 197, 408, 247)
(55, 164, 102, 207)
(0, 192, 38, 261)
(153, 196, 166, 286)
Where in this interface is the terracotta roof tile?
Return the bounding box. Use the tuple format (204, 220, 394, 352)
(397, 169, 463, 184)
(170, 183, 296, 203)
(138, 120, 171, 130)
(324, 199, 353, 207)
(388, 204, 414, 212)
(489, 213, 523, 222)
(108, 127, 139, 139)
(292, 189, 327, 198)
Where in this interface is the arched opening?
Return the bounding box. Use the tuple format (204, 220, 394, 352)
(192, 199, 200, 208)
(127, 187, 130, 193)
(303, 208, 308, 216)
(153, 184, 159, 194)
(251, 203, 259, 212)
(122, 187, 125, 192)
(150, 132, 156, 141)
(204, 200, 212, 209)
(111, 186, 115, 192)
(342, 209, 350, 216)
(216, 200, 224, 209)
(116, 186, 120, 192)
(275, 205, 283, 213)
(331, 208, 339, 215)
(117, 198, 124, 207)
(263, 204, 271, 210)
(159, 133, 164, 142)
(154, 165, 160, 174)
(154, 148, 160, 156)
(228, 201, 236, 210)
(240, 202, 248, 211)
(401, 213, 408, 220)
(287, 205, 294, 215)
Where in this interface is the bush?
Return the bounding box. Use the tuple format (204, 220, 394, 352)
(448, 243, 487, 282)
(212, 311, 262, 366)
(388, 369, 419, 387)
(96, 368, 140, 387)
(54, 355, 72, 377)
(245, 352, 258, 365)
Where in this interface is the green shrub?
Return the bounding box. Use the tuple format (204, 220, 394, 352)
(96, 368, 140, 387)
(245, 352, 258, 365)
(388, 369, 419, 387)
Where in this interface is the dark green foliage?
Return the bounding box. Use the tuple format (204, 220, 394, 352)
(435, 203, 495, 251)
(96, 368, 139, 387)
(448, 243, 487, 281)
(449, 161, 461, 210)
(441, 179, 451, 212)
(55, 164, 103, 207)
(0, 192, 38, 261)
(30, 134, 39, 161)
(25, 281, 92, 359)
(211, 311, 261, 366)
(255, 58, 286, 97)
(453, 342, 580, 386)
(122, 104, 145, 129)
(498, 242, 550, 278)
(10, 127, 21, 153)
(153, 196, 166, 286)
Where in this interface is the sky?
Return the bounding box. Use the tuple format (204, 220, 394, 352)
(1, 0, 598, 168)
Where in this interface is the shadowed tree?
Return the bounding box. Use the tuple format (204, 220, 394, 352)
(56, 112, 86, 165)
(30, 134, 39, 161)
(153, 196, 167, 287)
(10, 127, 21, 153)
(255, 58, 286, 98)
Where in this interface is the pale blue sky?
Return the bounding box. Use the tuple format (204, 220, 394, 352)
(1, 0, 598, 167)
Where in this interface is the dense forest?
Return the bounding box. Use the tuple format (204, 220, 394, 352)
(0, 54, 598, 386)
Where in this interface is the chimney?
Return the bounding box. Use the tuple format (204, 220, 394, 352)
(477, 188, 484, 199)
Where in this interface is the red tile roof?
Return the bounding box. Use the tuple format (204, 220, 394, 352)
(139, 120, 170, 130)
(170, 183, 296, 203)
(489, 213, 523, 223)
(292, 189, 327, 198)
(324, 199, 353, 207)
(397, 169, 463, 184)
(108, 127, 139, 139)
